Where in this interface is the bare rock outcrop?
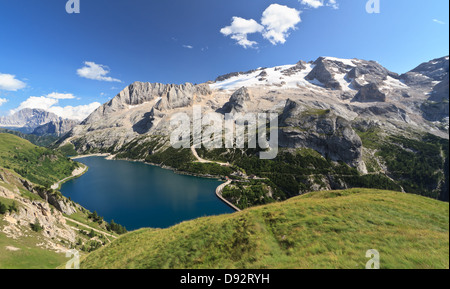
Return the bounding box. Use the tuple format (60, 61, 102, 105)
(0, 168, 77, 249)
(353, 83, 387, 102)
(279, 100, 367, 173)
(83, 82, 212, 125)
(32, 119, 79, 137)
(429, 74, 449, 102)
(347, 60, 398, 89)
(219, 87, 252, 114)
(410, 56, 449, 81)
(305, 57, 347, 89)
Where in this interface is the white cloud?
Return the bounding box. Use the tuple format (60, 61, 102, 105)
(300, 0, 339, 9)
(46, 92, 76, 99)
(47, 103, 102, 121)
(0, 73, 26, 91)
(11, 96, 59, 113)
(0, 98, 7, 106)
(300, 0, 324, 9)
(261, 4, 301, 45)
(182, 45, 194, 49)
(77, 62, 122, 82)
(220, 4, 302, 48)
(11, 94, 101, 121)
(433, 19, 445, 25)
(220, 17, 264, 48)
(327, 0, 339, 9)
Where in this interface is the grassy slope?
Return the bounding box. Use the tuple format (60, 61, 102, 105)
(0, 133, 77, 187)
(81, 188, 449, 269)
(0, 134, 113, 268)
(0, 128, 58, 147)
(0, 193, 69, 269)
(0, 176, 72, 269)
(0, 217, 68, 269)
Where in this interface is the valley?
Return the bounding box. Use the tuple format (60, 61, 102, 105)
(0, 54, 449, 269)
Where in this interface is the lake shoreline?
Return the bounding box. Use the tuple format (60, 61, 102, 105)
(60, 156, 235, 230)
(73, 154, 228, 181)
(70, 154, 238, 212)
(51, 164, 88, 190)
(71, 153, 110, 160)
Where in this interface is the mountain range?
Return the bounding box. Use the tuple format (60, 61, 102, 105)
(61, 55, 449, 148)
(0, 108, 79, 136)
(56, 55, 449, 204)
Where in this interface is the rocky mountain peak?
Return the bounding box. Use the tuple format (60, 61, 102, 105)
(410, 56, 449, 81)
(305, 57, 349, 90)
(218, 87, 253, 114)
(401, 56, 449, 87)
(0, 108, 63, 134)
(83, 82, 212, 125)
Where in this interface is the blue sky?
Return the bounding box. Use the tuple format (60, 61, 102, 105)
(0, 0, 449, 120)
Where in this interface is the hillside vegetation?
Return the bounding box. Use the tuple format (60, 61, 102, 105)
(0, 134, 122, 268)
(81, 189, 449, 269)
(0, 128, 58, 147)
(0, 133, 77, 188)
(106, 128, 449, 210)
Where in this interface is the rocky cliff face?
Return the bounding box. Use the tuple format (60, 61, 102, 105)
(32, 119, 79, 137)
(408, 56, 449, 82)
(353, 83, 387, 102)
(429, 74, 450, 102)
(406, 56, 450, 123)
(18, 178, 78, 215)
(219, 87, 252, 114)
(61, 82, 212, 151)
(0, 168, 77, 252)
(279, 100, 366, 172)
(305, 57, 353, 89)
(83, 82, 212, 125)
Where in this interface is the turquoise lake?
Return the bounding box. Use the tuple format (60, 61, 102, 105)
(60, 156, 234, 231)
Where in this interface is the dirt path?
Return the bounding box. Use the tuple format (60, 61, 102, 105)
(191, 146, 231, 167)
(64, 217, 117, 241)
(191, 146, 241, 211)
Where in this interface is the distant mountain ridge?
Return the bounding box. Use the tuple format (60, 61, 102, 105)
(0, 108, 79, 136)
